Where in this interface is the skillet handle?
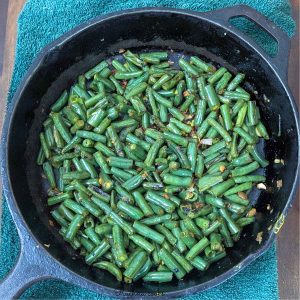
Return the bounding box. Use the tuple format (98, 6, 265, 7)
(203, 4, 291, 80)
(0, 224, 54, 299)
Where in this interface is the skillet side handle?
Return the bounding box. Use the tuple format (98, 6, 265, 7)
(203, 4, 291, 81)
(0, 253, 48, 299)
(0, 229, 52, 299)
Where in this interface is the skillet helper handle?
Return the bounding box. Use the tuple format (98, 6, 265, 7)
(0, 228, 52, 299)
(204, 4, 291, 80)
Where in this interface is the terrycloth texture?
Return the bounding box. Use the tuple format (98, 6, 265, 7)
(0, 0, 295, 298)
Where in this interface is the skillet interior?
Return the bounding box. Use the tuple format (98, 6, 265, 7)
(7, 10, 299, 294)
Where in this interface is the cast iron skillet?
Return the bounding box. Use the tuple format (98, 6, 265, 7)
(0, 5, 299, 299)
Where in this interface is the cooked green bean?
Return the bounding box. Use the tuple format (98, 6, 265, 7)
(43, 162, 56, 188)
(143, 271, 173, 282)
(133, 221, 165, 244)
(39, 50, 269, 283)
(159, 248, 186, 279)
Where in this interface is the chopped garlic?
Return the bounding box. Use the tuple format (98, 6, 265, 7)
(219, 165, 226, 173)
(247, 208, 256, 217)
(277, 179, 283, 188)
(238, 192, 248, 200)
(257, 183, 267, 190)
(256, 232, 263, 244)
(200, 138, 213, 145)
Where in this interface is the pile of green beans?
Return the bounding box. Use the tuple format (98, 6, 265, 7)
(37, 50, 269, 283)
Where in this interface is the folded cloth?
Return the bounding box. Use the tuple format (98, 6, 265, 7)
(0, 0, 295, 298)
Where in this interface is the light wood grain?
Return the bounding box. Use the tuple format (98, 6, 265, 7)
(0, 0, 26, 135)
(0, 1, 299, 298)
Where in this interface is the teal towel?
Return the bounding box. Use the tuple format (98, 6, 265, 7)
(0, 0, 295, 298)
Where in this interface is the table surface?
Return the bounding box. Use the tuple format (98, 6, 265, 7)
(0, 1, 299, 299)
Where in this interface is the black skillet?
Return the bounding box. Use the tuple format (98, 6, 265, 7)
(0, 5, 299, 299)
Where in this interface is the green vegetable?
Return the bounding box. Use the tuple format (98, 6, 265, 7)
(38, 50, 269, 283)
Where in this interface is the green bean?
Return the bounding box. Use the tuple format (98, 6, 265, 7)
(144, 139, 164, 166)
(38, 51, 271, 283)
(209, 179, 235, 197)
(43, 162, 56, 188)
(197, 111, 218, 138)
(236, 217, 255, 227)
(232, 152, 252, 166)
(171, 250, 193, 273)
(202, 220, 221, 236)
(216, 72, 232, 93)
(151, 89, 173, 108)
(202, 140, 226, 157)
(95, 224, 112, 236)
(180, 94, 195, 112)
(194, 99, 207, 127)
(185, 237, 209, 260)
(173, 80, 185, 106)
(195, 217, 210, 230)
(207, 66, 226, 83)
(112, 59, 127, 72)
(179, 222, 197, 249)
(108, 156, 133, 169)
(130, 235, 155, 253)
(191, 256, 209, 271)
(40, 132, 51, 159)
(133, 221, 165, 244)
(94, 261, 122, 281)
(219, 208, 240, 235)
(115, 70, 143, 80)
(145, 191, 176, 213)
(143, 271, 173, 282)
(126, 133, 151, 151)
(51, 113, 72, 143)
(155, 224, 177, 245)
(256, 121, 269, 140)
(234, 127, 256, 144)
(205, 194, 225, 208)
(117, 201, 144, 220)
(48, 192, 72, 206)
(179, 58, 199, 76)
(51, 210, 68, 227)
(133, 257, 153, 281)
(112, 225, 128, 262)
(227, 73, 245, 91)
(163, 174, 192, 187)
(183, 218, 202, 238)
(204, 84, 220, 111)
(231, 161, 260, 177)
(62, 171, 90, 180)
(190, 56, 215, 73)
(85, 239, 111, 265)
(167, 107, 184, 122)
(247, 145, 269, 167)
(207, 119, 231, 142)
(220, 104, 233, 131)
(198, 175, 223, 192)
(58, 204, 74, 221)
(234, 175, 266, 183)
(65, 214, 85, 241)
(51, 90, 68, 112)
(159, 248, 186, 279)
(64, 199, 88, 216)
(224, 90, 250, 101)
(223, 182, 253, 196)
(85, 60, 108, 79)
(132, 191, 154, 216)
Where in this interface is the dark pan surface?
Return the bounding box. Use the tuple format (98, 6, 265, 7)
(4, 8, 299, 296)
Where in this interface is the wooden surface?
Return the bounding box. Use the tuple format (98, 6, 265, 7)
(0, 1, 299, 299)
